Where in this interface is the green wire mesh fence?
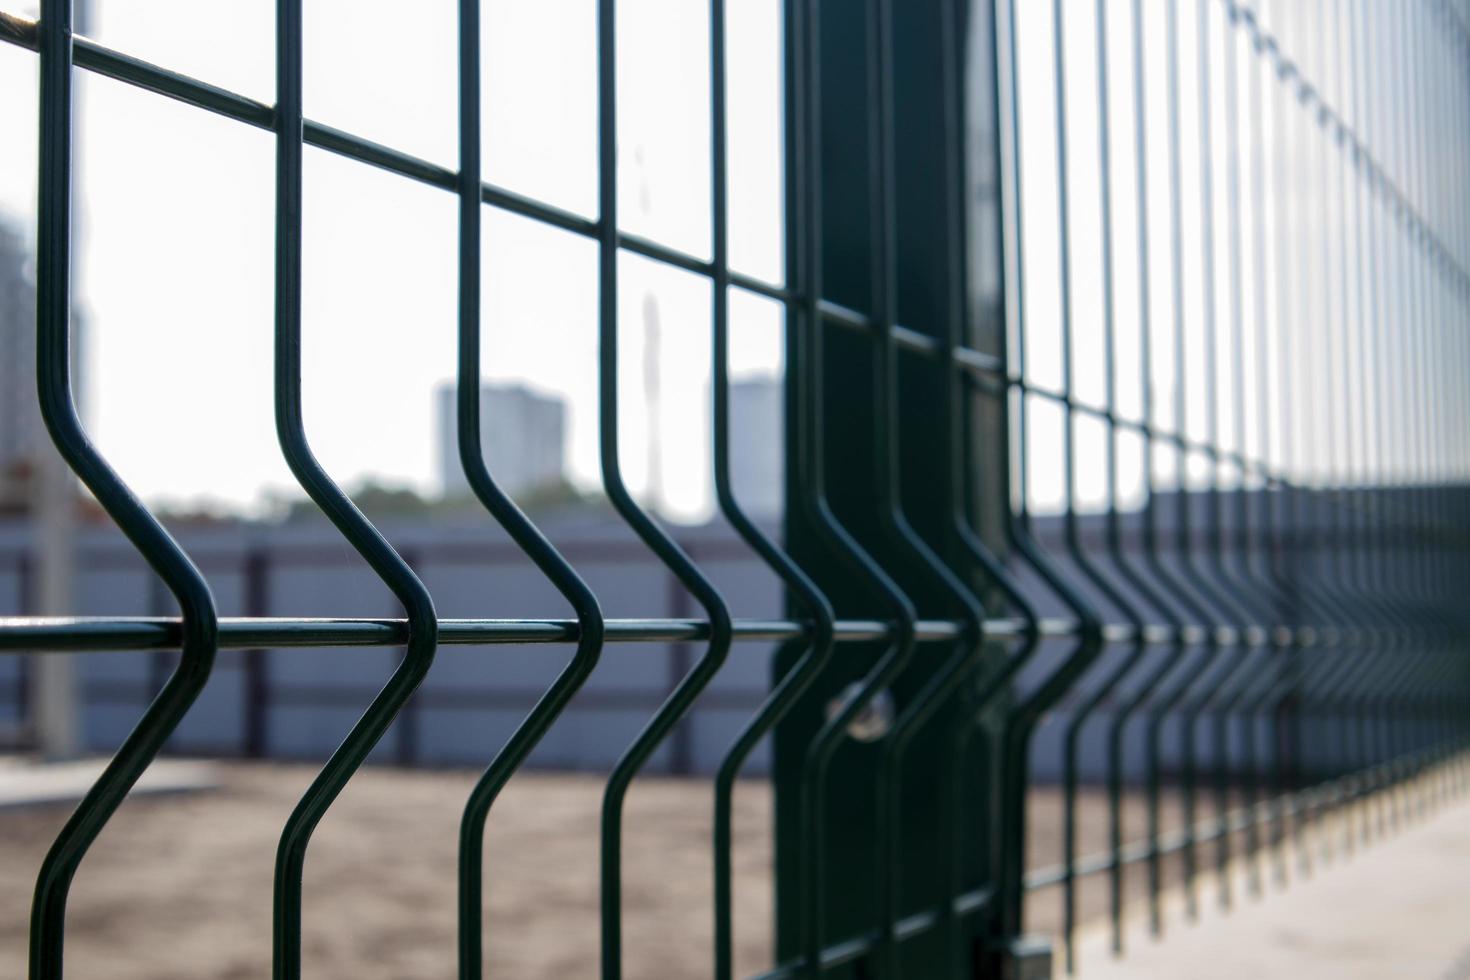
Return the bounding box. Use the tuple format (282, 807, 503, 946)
(1, 0, 1468, 977)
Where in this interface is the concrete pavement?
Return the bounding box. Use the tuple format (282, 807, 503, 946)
(1074, 778, 1470, 979)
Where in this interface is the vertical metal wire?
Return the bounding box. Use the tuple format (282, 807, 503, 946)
(454, 3, 607, 975)
(1332, 0, 1362, 838)
(29, 3, 219, 976)
(1370, 0, 1417, 846)
(1187, 0, 1278, 911)
(993, 0, 1106, 951)
(271, 2, 440, 975)
(1418, 4, 1456, 784)
(858, 2, 990, 972)
(1237, 2, 1294, 889)
(1262, 7, 1308, 876)
(1337, 0, 1376, 856)
(1400, 0, 1445, 830)
(706, 4, 838, 978)
(942, 3, 1059, 971)
(787, 1, 939, 969)
(1369, 0, 1412, 840)
(1215, 1, 1271, 896)
(1173, 0, 1272, 915)
(1098, 0, 1211, 942)
(592, 3, 735, 974)
(1139, 0, 1226, 925)
(940, 3, 1087, 973)
(1432, 1, 1470, 792)
(1346, 0, 1399, 846)
(1226, 0, 1318, 894)
(941, 4, 1063, 971)
(1049, 0, 1162, 966)
(1297, 0, 1354, 861)
(1205, 0, 1299, 905)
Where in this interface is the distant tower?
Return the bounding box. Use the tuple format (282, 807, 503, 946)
(634, 145, 665, 516)
(642, 292, 663, 515)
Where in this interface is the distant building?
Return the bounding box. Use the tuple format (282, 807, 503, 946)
(0, 224, 39, 511)
(0, 222, 85, 514)
(729, 377, 783, 518)
(437, 382, 568, 499)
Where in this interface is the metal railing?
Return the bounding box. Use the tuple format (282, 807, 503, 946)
(1, 0, 1468, 977)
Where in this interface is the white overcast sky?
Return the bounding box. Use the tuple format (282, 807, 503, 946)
(0, 1, 1460, 522)
(0, 0, 787, 523)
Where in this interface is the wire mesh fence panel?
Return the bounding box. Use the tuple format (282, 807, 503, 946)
(0, 0, 1467, 977)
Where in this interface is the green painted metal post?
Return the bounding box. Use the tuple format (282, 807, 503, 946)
(773, 1, 1016, 976)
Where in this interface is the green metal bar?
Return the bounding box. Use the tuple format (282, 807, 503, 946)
(28, 3, 219, 976)
(1128, 0, 1223, 940)
(858, 2, 989, 971)
(1220, 8, 1274, 895)
(992, 0, 1107, 954)
(1297, 1, 1385, 856)
(706, 4, 838, 978)
(1398, 0, 1458, 826)
(1268, 6, 1316, 877)
(1327, 0, 1405, 856)
(1047, 0, 1169, 964)
(591, 4, 735, 974)
(1166, 1, 1288, 922)
(1199, 0, 1346, 910)
(452, 3, 607, 975)
(0, 615, 988, 652)
(1208, 0, 1285, 902)
(1101, 0, 1216, 943)
(270, 2, 439, 974)
(928, 3, 1046, 973)
(782, 4, 932, 971)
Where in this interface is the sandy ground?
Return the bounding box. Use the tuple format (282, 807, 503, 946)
(0, 761, 1227, 979)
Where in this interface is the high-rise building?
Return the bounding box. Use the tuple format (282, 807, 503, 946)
(437, 382, 568, 499)
(729, 376, 783, 519)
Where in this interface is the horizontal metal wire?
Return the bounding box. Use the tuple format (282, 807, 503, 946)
(1223, 0, 1470, 291)
(1022, 746, 1426, 891)
(0, 9, 1258, 462)
(749, 885, 997, 980)
(748, 742, 1461, 980)
(0, 615, 1331, 653)
(0, 14, 781, 297)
